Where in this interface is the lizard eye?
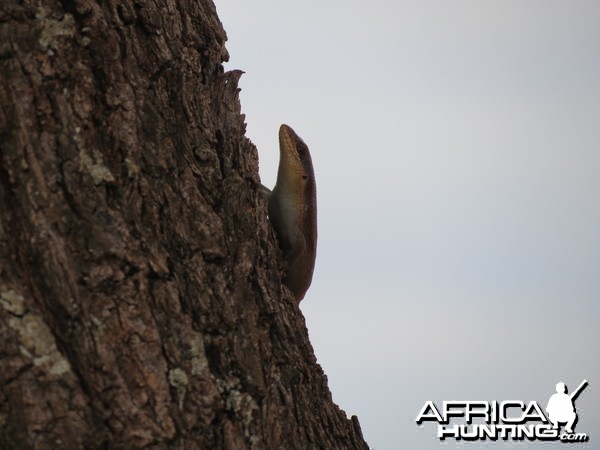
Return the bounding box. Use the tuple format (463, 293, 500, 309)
(302, 175, 308, 180)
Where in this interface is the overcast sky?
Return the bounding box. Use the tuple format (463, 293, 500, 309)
(216, 1, 599, 448)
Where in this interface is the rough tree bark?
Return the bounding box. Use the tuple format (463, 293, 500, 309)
(0, 1, 369, 449)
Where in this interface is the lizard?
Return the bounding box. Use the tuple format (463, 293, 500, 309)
(262, 124, 317, 303)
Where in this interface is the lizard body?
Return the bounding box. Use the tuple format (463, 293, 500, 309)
(264, 124, 317, 303)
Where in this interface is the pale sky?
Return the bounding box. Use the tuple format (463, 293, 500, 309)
(216, 1, 599, 448)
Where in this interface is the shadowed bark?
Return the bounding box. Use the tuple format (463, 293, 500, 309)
(0, 0, 368, 449)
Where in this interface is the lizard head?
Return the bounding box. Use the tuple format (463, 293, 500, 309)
(277, 124, 315, 192)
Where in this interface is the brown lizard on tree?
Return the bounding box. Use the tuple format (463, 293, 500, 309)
(262, 124, 317, 303)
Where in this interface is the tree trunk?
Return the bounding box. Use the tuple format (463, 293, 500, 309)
(0, 1, 368, 449)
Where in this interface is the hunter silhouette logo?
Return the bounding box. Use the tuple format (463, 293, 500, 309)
(416, 379, 590, 443)
(546, 380, 587, 434)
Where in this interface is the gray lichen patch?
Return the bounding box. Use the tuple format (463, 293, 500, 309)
(190, 334, 208, 375)
(3, 290, 72, 376)
(36, 7, 75, 50)
(225, 390, 258, 438)
(79, 149, 115, 184)
(168, 367, 189, 410)
(225, 389, 243, 413)
(125, 156, 140, 178)
(1, 290, 26, 315)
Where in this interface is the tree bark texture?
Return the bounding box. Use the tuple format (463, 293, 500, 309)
(0, 1, 368, 449)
